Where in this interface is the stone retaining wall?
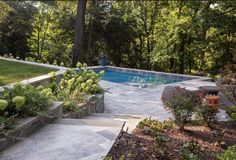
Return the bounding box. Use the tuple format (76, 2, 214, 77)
(64, 94, 104, 119)
(0, 102, 63, 152)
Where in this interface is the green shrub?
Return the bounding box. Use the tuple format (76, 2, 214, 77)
(0, 84, 50, 117)
(50, 62, 104, 113)
(180, 151, 200, 160)
(12, 96, 25, 110)
(197, 105, 217, 126)
(166, 91, 201, 130)
(154, 135, 167, 146)
(181, 141, 201, 160)
(217, 145, 236, 160)
(138, 118, 174, 134)
(0, 99, 8, 111)
(182, 142, 200, 153)
(0, 84, 51, 133)
(60, 62, 104, 94)
(226, 106, 236, 121)
(0, 116, 15, 136)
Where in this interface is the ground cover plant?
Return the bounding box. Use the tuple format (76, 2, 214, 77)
(226, 106, 236, 122)
(106, 119, 236, 160)
(0, 59, 57, 86)
(0, 84, 51, 136)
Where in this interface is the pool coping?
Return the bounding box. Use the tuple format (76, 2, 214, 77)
(89, 65, 211, 82)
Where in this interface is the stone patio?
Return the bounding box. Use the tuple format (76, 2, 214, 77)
(100, 78, 217, 119)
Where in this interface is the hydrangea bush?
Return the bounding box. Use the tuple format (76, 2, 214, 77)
(0, 84, 51, 133)
(58, 62, 104, 94)
(0, 84, 50, 117)
(49, 62, 104, 113)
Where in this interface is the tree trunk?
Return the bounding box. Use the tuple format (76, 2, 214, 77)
(72, 0, 87, 67)
(199, 1, 211, 71)
(86, 0, 95, 65)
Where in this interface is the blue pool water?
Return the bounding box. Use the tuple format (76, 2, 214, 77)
(101, 70, 182, 88)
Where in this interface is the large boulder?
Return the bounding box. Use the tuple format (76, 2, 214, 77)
(161, 86, 199, 107)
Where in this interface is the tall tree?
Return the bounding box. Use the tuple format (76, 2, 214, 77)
(72, 0, 87, 67)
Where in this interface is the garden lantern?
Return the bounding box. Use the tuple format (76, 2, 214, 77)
(205, 95, 219, 107)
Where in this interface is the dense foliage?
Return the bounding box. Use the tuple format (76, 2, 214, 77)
(217, 145, 236, 160)
(0, 1, 235, 76)
(0, 84, 51, 133)
(48, 62, 104, 113)
(166, 90, 201, 130)
(226, 106, 236, 121)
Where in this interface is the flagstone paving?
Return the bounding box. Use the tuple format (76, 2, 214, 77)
(0, 119, 124, 160)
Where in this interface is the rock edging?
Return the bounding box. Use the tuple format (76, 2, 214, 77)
(64, 93, 104, 119)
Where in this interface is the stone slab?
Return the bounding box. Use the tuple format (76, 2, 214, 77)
(0, 119, 124, 160)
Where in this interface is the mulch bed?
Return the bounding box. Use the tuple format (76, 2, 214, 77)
(106, 122, 236, 160)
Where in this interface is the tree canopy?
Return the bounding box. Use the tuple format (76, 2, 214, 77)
(0, 1, 235, 76)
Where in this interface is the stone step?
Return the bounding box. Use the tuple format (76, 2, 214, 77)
(84, 113, 147, 133)
(52, 118, 125, 128)
(0, 118, 125, 160)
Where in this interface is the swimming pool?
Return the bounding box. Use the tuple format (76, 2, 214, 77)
(93, 66, 199, 88)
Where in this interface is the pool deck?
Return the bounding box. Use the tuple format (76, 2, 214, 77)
(100, 77, 227, 124)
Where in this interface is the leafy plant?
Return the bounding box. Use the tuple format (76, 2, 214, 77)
(138, 118, 174, 134)
(197, 105, 217, 126)
(0, 83, 50, 117)
(49, 62, 104, 113)
(58, 62, 104, 94)
(12, 96, 25, 110)
(0, 84, 51, 133)
(217, 145, 236, 160)
(166, 91, 201, 130)
(180, 151, 200, 160)
(0, 116, 15, 136)
(226, 106, 236, 121)
(0, 99, 8, 111)
(154, 135, 167, 146)
(182, 141, 200, 153)
(181, 141, 201, 160)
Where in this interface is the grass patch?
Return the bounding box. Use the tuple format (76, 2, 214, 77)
(0, 60, 57, 86)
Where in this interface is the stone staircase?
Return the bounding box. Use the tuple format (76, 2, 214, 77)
(84, 113, 146, 133)
(0, 117, 126, 160)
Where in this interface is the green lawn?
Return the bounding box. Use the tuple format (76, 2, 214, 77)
(0, 60, 57, 86)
